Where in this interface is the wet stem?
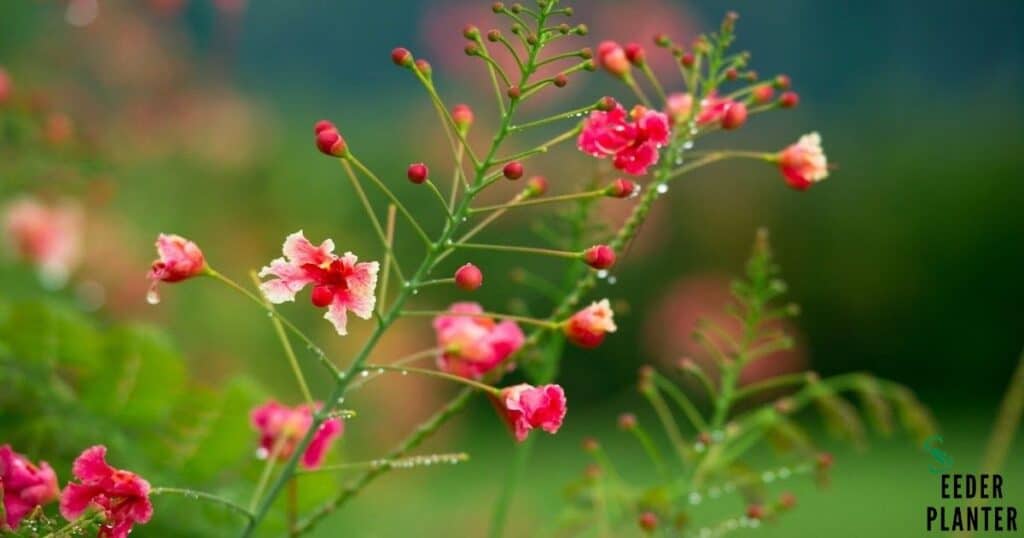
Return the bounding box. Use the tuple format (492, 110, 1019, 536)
(241, 4, 561, 535)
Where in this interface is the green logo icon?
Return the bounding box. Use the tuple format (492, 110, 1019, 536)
(924, 435, 954, 475)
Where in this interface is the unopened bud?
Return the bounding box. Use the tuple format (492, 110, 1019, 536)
(391, 47, 413, 67)
(583, 244, 615, 269)
(454, 263, 483, 291)
(503, 161, 524, 179)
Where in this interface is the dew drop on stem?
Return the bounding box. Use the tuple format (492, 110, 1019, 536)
(146, 289, 161, 305)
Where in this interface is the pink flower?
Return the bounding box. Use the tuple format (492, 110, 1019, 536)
(0, 67, 11, 104)
(665, 92, 693, 124)
(433, 303, 525, 380)
(778, 132, 828, 190)
(494, 384, 567, 442)
(578, 101, 671, 176)
(2, 197, 82, 286)
(0, 445, 59, 530)
(59, 446, 152, 538)
(564, 299, 617, 348)
(259, 231, 379, 335)
(250, 401, 343, 469)
(148, 234, 206, 283)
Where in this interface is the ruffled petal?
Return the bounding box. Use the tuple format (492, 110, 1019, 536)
(258, 257, 314, 303)
(72, 446, 113, 485)
(301, 418, 344, 469)
(323, 301, 350, 336)
(282, 231, 334, 266)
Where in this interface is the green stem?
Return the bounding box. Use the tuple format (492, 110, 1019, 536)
(471, 189, 605, 213)
(297, 453, 469, 475)
(152, 487, 254, 521)
(249, 271, 313, 405)
(451, 241, 580, 261)
(378, 205, 396, 313)
(733, 372, 810, 403)
(640, 63, 667, 102)
(628, 424, 667, 475)
(654, 373, 708, 431)
(642, 385, 693, 466)
(339, 160, 407, 284)
(206, 269, 340, 377)
(363, 364, 500, 395)
(347, 155, 432, 246)
(294, 389, 474, 534)
(488, 436, 535, 538)
(425, 180, 455, 220)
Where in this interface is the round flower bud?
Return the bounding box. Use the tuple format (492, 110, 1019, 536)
(606, 178, 637, 198)
(463, 25, 480, 40)
(391, 47, 413, 67)
(773, 74, 791, 90)
(491, 2, 504, 13)
(596, 96, 617, 111)
(654, 33, 670, 47)
(624, 43, 645, 66)
(415, 59, 432, 76)
(507, 85, 521, 99)
(407, 162, 429, 184)
(746, 504, 765, 520)
(752, 85, 775, 104)
(553, 73, 569, 87)
(316, 129, 347, 157)
(680, 52, 695, 68)
(314, 119, 335, 135)
(503, 161, 524, 180)
(721, 102, 748, 130)
(778, 492, 797, 510)
(454, 263, 483, 291)
(638, 512, 658, 533)
(725, 67, 739, 80)
(617, 413, 637, 430)
(596, 41, 630, 77)
(452, 104, 474, 130)
(779, 91, 800, 108)
(583, 244, 615, 269)
(526, 176, 548, 197)
(464, 43, 480, 56)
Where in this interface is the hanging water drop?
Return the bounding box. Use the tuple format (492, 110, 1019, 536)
(688, 491, 702, 505)
(596, 269, 608, 279)
(656, 184, 669, 194)
(606, 275, 617, 285)
(146, 289, 161, 305)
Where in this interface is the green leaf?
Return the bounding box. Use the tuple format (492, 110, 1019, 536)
(79, 324, 186, 426)
(0, 300, 101, 370)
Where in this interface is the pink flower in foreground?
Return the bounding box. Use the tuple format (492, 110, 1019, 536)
(433, 303, 525, 380)
(250, 401, 343, 469)
(578, 100, 671, 176)
(259, 231, 379, 335)
(564, 299, 617, 348)
(60, 446, 152, 538)
(148, 234, 206, 283)
(2, 197, 82, 286)
(494, 384, 567, 442)
(778, 132, 828, 191)
(0, 445, 59, 530)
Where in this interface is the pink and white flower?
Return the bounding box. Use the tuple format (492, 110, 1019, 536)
(494, 384, 567, 442)
(2, 197, 82, 286)
(696, 92, 741, 126)
(250, 401, 343, 469)
(258, 231, 379, 335)
(578, 100, 671, 176)
(59, 446, 152, 538)
(564, 299, 617, 348)
(433, 302, 525, 380)
(0, 445, 59, 530)
(665, 92, 694, 124)
(778, 132, 828, 190)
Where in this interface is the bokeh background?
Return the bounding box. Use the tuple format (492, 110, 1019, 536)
(1, 0, 1022, 536)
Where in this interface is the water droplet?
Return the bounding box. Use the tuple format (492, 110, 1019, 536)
(360, 370, 370, 377)
(256, 447, 269, 460)
(401, 369, 408, 375)
(761, 470, 776, 483)
(656, 184, 669, 194)
(683, 141, 694, 150)
(145, 289, 161, 305)
(266, 312, 274, 318)
(412, 289, 420, 295)
(688, 492, 702, 505)
(596, 269, 608, 279)
(606, 276, 617, 285)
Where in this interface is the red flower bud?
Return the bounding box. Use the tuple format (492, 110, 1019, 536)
(526, 176, 548, 196)
(553, 73, 569, 87)
(579, 47, 593, 59)
(465, 43, 480, 56)
(680, 52, 695, 68)
(624, 43, 645, 66)
(487, 29, 501, 42)
(746, 504, 765, 520)
(507, 85, 521, 99)
(581, 437, 599, 452)
(596, 40, 631, 77)
(752, 85, 775, 104)
(779, 91, 800, 108)
(0, 67, 11, 104)
(452, 104, 474, 130)
(313, 119, 335, 135)
(654, 33, 670, 47)
(596, 96, 617, 111)
(779, 491, 797, 510)
(583, 245, 615, 269)
(725, 67, 738, 80)
(463, 25, 480, 40)
(617, 413, 637, 430)
(503, 161, 524, 180)
(491, 2, 504, 13)
(638, 512, 658, 533)
(454, 263, 483, 291)
(407, 162, 429, 184)
(816, 452, 834, 469)
(721, 102, 748, 130)
(391, 47, 413, 67)
(606, 178, 637, 198)
(415, 59, 432, 76)
(316, 129, 347, 157)
(774, 74, 791, 90)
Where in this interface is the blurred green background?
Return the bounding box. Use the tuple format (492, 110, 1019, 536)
(1, 0, 1022, 536)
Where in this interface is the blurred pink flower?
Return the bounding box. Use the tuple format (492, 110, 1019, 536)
(578, 101, 670, 175)
(433, 302, 525, 379)
(696, 92, 739, 126)
(589, 0, 700, 75)
(259, 231, 379, 336)
(60, 446, 152, 538)
(0, 67, 12, 104)
(665, 92, 693, 124)
(0, 445, 59, 530)
(2, 197, 83, 287)
(564, 299, 617, 349)
(495, 383, 567, 442)
(250, 401, 343, 469)
(778, 132, 828, 191)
